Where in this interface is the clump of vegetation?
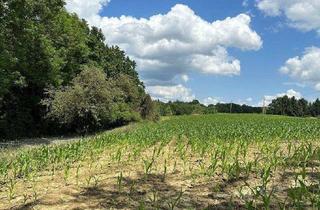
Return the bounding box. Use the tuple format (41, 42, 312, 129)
(0, 0, 155, 139)
(156, 100, 218, 116)
(42, 67, 142, 134)
(268, 96, 320, 117)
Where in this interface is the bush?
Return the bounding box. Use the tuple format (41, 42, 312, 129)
(140, 94, 159, 121)
(43, 67, 141, 134)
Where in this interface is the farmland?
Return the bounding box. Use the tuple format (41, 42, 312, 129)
(1, 114, 320, 209)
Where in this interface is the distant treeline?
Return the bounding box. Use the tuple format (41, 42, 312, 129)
(0, 0, 156, 139)
(155, 100, 261, 116)
(156, 96, 320, 118)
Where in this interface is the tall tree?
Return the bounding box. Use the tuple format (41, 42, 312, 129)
(310, 99, 320, 117)
(0, 0, 147, 139)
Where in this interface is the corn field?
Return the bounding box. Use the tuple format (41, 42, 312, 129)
(1, 114, 320, 209)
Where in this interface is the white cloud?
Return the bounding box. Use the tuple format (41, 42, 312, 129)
(65, 0, 110, 20)
(181, 74, 189, 82)
(246, 97, 253, 102)
(280, 47, 320, 91)
(146, 84, 195, 102)
(65, 2, 263, 101)
(234, 97, 254, 106)
(283, 82, 306, 88)
(257, 0, 320, 33)
(65, 3, 262, 87)
(260, 89, 302, 106)
(190, 46, 241, 75)
(201, 97, 222, 106)
(242, 0, 249, 7)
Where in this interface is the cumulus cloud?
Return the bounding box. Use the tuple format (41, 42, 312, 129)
(246, 97, 253, 103)
(201, 97, 222, 106)
(181, 75, 189, 82)
(65, 3, 262, 85)
(146, 84, 195, 102)
(257, 0, 320, 33)
(260, 89, 302, 106)
(280, 47, 320, 91)
(65, 2, 263, 101)
(65, 0, 110, 20)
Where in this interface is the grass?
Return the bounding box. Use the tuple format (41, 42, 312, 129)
(0, 114, 320, 209)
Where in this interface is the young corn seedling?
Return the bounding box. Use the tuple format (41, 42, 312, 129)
(129, 181, 137, 197)
(93, 175, 100, 188)
(7, 178, 16, 200)
(167, 188, 184, 210)
(148, 189, 159, 209)
(162, 159, 167, 182)
(117, 172, 123, 192)
(238, 186, 255, 210)
(31, 177, 38, 202)
(85, 173, 94, 187)
(143, 151, 156, 176)
(247, 165, 274, 209)
(206, 153, 218, 177)
(173, 160, 177, 173)
(63, 163, 71, 185)
(76, 164, 81, 186)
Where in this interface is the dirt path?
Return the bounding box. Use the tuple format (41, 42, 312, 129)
(0, 123, 137, 155)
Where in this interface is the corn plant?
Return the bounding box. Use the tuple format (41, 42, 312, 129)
(167, 188, 184, 210)
(117, 172, 123, 192)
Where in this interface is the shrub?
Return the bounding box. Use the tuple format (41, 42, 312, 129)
(43, 67, 141, 134)
(140, 94, 159, 121)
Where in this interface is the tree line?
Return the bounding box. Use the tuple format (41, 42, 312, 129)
(155, 100, 261, 116)
(268, 96, 320, 117)
(156, 96, 320, 118)
(0, 0, 156, 139)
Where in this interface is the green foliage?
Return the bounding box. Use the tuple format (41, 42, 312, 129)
(204, 104, 217, 114)
(156, 96, 320, 118)
(43, 67, 141, 134)
(310, 99, 320, 117)
(0, 0, 147, 139)
(155, 100, 260, 117)
(216, 103, 262, 114)
(141, 95, 159, 121)
(156, 100, 208, 116)
(268, 96, 320, 117)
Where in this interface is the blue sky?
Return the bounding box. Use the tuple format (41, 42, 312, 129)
(66, 0, 320, 106)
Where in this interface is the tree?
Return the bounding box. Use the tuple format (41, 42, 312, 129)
(310, 99, 320, 117)
(113, 74, 145, 110)
(268, 96, 290, 116)
(0, 0, 91, 138)
(140, 94, 159, 121)
(205, 105, 217, 114)
(155, 101, 172, 116)
(43, 67, 140, 134)
(0, 0, 147, 139)
(268, 96, 314, 117)
(297, 98, 309, 117)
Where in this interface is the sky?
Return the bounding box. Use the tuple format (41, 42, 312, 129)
(65, 0, 320, 106)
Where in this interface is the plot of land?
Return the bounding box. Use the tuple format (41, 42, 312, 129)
(1, 114, 320, 209)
